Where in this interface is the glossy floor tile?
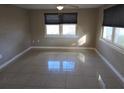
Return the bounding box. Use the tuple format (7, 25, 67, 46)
(0, 49, 123, 89)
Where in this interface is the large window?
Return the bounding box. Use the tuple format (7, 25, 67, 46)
(46, 24, 76, 36)
(102, 5, 124, 49)
(102, 26, 124, 49)
(45, 13, 77, 37)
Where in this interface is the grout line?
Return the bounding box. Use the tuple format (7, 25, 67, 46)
(94, 48, 124, 85)
(0, 47, 32, 70)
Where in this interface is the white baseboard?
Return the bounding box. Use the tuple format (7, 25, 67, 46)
(31, 46, 95, 50)
(94, 48, 124, 85)
(0, 47, 32, 70)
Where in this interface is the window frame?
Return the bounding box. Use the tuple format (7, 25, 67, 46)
(101, 26, 124, 51)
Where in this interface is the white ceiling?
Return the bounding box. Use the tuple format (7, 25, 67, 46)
(14, 4, 103, 10)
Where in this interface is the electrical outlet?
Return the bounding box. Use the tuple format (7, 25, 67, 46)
(0, 54, 3, 59)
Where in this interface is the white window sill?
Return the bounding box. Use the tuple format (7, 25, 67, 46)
(45, 35, 79, 39)
(100, 38, 124, 55)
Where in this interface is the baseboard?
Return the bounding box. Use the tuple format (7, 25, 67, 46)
(0, 47, 32, 70)
(94, 48, 124, 84)
(31, 46, 95, 50)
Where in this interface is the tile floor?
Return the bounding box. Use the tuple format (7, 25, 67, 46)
(0, 49, 123, 89)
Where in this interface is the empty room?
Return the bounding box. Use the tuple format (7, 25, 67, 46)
(0, 4, 124, 89)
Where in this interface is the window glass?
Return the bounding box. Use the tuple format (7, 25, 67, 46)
(114, 28, 124, 47)
(103, 26, 113, 41)
(46, 25, 59, 35)
(62, 24, 76, 35)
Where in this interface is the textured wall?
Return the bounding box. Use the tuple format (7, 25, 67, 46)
(0, 5, 31, 65)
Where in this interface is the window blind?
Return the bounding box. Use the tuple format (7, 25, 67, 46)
(44, 13, 77, 24)
(44, 13, 60, 24)
(103, 5, 124, 27)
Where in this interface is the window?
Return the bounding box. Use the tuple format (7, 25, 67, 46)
(46, 25, 59, 35)
(44, 13, 77, 37)
(103, 26, 113, 41)
(114, 28, 124, 47)
(46, 24, 76, 36)
(102, 26, 124, 49)
(102, 5, 124, 50)
(62, 24, 76, 35)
